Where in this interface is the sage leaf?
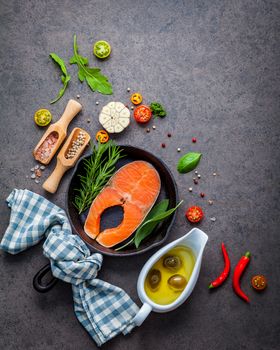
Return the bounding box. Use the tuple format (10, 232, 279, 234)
(177, 152, 202, 174)
(49, 53, 71, 104)
(115, 199, 170, 252)
(70, 35, 113, 95)
(134, 200, 183, 248)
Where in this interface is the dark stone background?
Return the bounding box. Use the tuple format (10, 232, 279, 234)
(0, 0, 279, 349)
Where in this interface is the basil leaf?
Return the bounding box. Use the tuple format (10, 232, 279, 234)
(70, 35, 113, 95)
(49, 53, 71, 104)
(134, 200, 183, 248)
(177, 152, 202, 174)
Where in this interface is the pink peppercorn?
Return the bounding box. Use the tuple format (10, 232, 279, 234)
(161, 143, 166, 148)
(192, 137, 197, 143)
(200, 192, 205, 198)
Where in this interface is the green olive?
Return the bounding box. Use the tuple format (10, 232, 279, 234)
(168, 274, 187, 291)
(163, 255, 182, 272)
(148, 269, 161, 291)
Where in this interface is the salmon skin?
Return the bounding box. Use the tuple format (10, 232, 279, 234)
(84, 160, 161, 248)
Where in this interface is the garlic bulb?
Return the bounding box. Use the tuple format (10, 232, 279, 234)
(99, 102, 130, 133)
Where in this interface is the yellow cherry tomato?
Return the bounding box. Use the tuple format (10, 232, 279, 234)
(34, 109, 52, 127)
(130, 92, 143, 105)
(95, 130, 109, 144)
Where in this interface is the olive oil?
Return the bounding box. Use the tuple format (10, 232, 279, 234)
(144, 246, 195, 305)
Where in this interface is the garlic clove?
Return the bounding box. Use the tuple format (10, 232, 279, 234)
(118, 117, 130, 128)
(115, 102, 124, 112)
(107, 102, 115, 109)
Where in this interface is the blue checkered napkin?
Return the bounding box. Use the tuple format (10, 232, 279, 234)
(0, 189, 68, 254)
(44, 230, 139, 345)
(1, 189, 139, 346)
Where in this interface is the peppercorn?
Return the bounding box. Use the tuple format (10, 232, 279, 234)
(167, 133, 172, 138)
(161, 143, 166, 148)
(200, 192, 205, 198)
(194, 179, 198, 185)
(192, 137, 197, 143)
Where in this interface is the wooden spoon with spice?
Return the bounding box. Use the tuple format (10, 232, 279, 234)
(33, 99, 82, 165)
(42, 128, 90, 194)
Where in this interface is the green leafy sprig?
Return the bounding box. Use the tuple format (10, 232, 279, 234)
(49, 53, 71, 104)
(70, 34, 113, 95)
(150, 102, 167, 118)
(115, 199, 183, 250)
(73, 140, 123, 214)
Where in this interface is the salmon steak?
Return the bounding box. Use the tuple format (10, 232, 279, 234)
(84, 160, 161, 247)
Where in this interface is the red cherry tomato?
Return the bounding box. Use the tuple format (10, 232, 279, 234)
(251, 275, 267, 291)
(134, 105, 152, 124)
(186, 206, 204, 223)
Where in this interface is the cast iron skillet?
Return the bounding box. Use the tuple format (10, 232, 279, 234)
(33, 145, 178, 291)
(67, 145, 178, 256)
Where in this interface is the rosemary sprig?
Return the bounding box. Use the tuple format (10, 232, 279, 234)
(73, 140, 124, 214)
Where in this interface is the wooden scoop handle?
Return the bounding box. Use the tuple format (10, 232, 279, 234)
(55, 99, 82, 130)
(42, 162, 68, 194)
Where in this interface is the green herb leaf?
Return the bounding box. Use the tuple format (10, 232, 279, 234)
(115, 199, 170, 251)
(177, 152, 202, 174)
(134, 200, 183, 248)
(144, 199, 170, 221)
(114, 237, 135, 251)
(150, 102, 167, 118)
(70, 35, 113, 95)
(73, 140, 124, 214)
(49, 53, 71, 104)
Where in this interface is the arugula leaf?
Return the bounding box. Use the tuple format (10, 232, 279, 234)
(70, 35, 113, 95)
(134, 200, 183, 248)
(49, 53, 71, 104)
(115, 199, 183, 251)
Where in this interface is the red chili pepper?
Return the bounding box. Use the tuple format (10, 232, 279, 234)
(209, 243, 230, 289)
(233, 251, 251, 303)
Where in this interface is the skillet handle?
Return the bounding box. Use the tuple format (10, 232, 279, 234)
(33, 263, 58, 293)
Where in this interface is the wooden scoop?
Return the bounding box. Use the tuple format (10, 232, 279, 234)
(42, 128, 90, 194)
(33, 99, 82, 165)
